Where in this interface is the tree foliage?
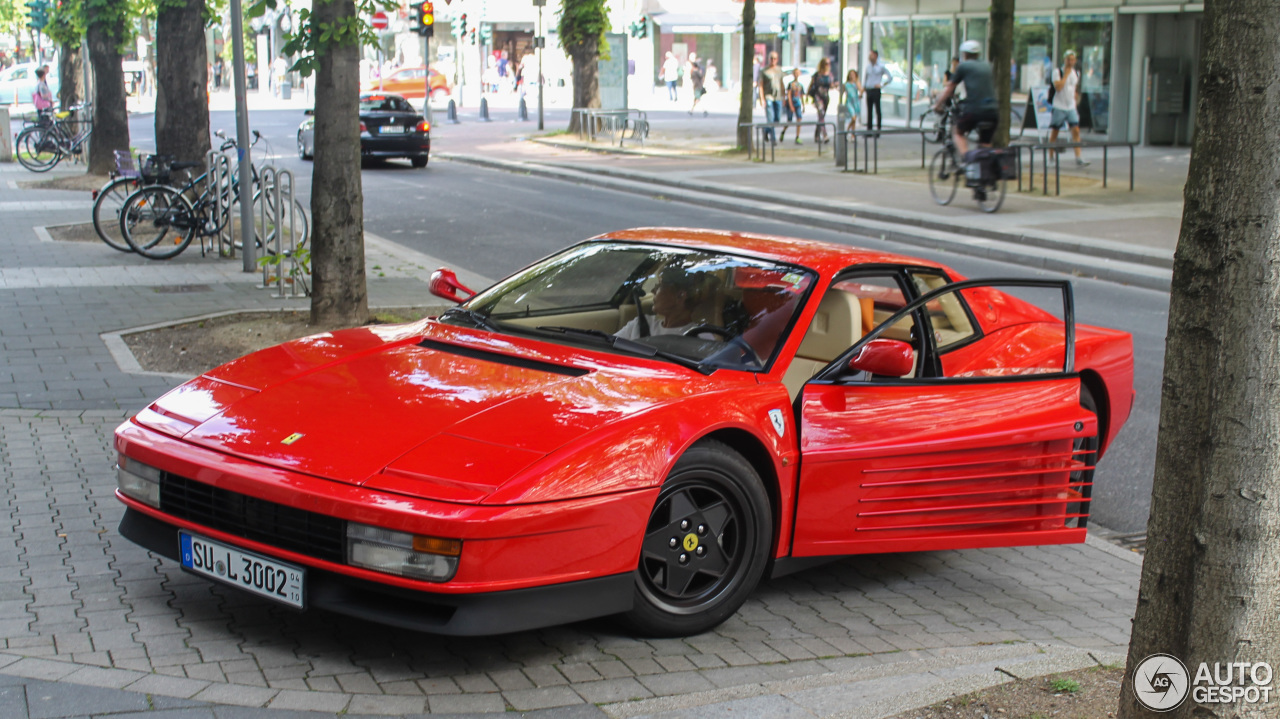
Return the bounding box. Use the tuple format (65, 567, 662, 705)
(557, 0, 609, 130)
(249, 0, 394, 77)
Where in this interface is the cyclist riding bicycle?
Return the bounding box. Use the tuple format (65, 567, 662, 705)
(932, 40, 999, 161)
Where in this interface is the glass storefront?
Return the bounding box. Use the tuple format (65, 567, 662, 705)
(912, 19, 953, 105)
(1012, 15, 1054, 102)
(1060, 13, 1112, 133)
(963, 17, 987, 52)
(870, 20, 909, 119)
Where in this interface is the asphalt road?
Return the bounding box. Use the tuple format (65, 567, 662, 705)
(125, 109, 1167, 534)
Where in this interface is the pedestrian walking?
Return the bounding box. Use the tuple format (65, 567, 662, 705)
(842, 69, 862, 133)
(808, 57, 834, 144)
(757, 52, 785, 143)
(688, 53, 707, 116)
(781, 68, 805, 144)
(662, 52, 680, 102)
(862, 50, 892, 132)
(1049, 50, 1090, 166)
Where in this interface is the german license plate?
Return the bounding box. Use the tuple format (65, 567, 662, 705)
(380, 125, 409, 134)
(179, 532, 305, 608)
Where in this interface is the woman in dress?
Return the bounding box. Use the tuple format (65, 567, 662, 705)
(807, 57, 835, 144)
(842, 69, 863, 133)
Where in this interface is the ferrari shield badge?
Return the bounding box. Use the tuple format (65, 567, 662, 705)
(768, 409, 786, 438)
(281, 433, 305, 445)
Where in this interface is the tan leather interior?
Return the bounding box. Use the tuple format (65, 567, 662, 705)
(783, 290, 863, 399)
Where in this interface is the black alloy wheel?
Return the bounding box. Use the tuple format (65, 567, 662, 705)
(623, 440, 771, 637)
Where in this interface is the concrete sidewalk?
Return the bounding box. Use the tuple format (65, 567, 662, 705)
(0, 160, 1143, 719)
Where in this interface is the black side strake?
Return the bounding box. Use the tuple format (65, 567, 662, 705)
(418, 339, 590, 377)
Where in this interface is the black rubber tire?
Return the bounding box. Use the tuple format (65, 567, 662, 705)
(297, 132, 312, 160)
(976, 177, 1007, 213)
(928, 148, 960, 206)
(119, 185, 195, 260)
(411, 155, 428, 168)
(91, 177, 140, 252)
(16, 126, 61, 172)
(621, 440, 772, 637)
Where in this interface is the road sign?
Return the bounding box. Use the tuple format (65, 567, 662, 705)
(371, 11, 388, 30)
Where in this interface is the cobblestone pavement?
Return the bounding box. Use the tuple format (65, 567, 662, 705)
(0, 164, 1142, 717)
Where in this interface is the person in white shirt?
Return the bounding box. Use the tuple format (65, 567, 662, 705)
(861, 50, 893, 131)
(1050, 50, 1090, 167)
(662, 53, 681, 102)
(615, 270, 704, 340)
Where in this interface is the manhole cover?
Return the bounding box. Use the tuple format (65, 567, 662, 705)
(152, 284, 213, 294)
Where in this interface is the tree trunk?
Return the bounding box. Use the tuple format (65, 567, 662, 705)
(736, 0, 756, 150)
(57, 42, 82, 111)
(565, 42, 599, 133)
(1118, 0, 1280, 717)
(155, 0, 210, 166)
(988, 0, 1013, 148)
(308, 0, 369, 327)
(85, 0, 130, 175)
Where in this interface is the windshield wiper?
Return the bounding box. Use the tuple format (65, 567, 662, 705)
(441, 307, 501, 332)
(535, 326, 711, 374)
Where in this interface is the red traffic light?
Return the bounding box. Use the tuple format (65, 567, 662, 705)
(421, 1, 434, 25)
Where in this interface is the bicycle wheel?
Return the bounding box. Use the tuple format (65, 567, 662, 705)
(91, 177, 141, 252)
(120, 185, 195, 260)
(928, 148, 961, 206)
(251, 192, 310, 255)
(976, 177, 1007, 213)
(15, 127, 61, 172)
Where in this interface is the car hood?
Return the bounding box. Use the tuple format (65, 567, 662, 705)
(154, 322, 718, 503)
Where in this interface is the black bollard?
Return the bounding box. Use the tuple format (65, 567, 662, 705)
(446, 99, 460, 124)
(479, 97, 492, 122)
(518, 97, 529, 121)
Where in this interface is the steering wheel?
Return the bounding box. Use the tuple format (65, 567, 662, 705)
(682, 324, 734, 339)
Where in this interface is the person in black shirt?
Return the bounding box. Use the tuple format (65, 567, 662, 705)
(932, 40, 998, 159)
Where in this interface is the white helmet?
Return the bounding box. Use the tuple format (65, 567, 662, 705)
(959, 40, 982, 56)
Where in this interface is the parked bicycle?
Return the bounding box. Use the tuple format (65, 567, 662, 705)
(91, 150, 176, 253)
(926, 106, 1014, 213)
(117, 131, 308, 260)
(16, 104, 93, 173)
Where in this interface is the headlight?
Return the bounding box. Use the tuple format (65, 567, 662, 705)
(345, 523, 460, 582)
(117, 455, 162, 508)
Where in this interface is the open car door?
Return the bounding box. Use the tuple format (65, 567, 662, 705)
(791, 279, 1098, 558)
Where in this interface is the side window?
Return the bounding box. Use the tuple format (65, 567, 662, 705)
(910, 272, 978, 350)
(915, 284, 1068, 379)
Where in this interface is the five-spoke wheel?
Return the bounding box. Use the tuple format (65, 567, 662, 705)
(624, 440, 771, 636)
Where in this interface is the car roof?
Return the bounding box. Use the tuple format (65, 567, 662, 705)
(593, 228, 952, 277)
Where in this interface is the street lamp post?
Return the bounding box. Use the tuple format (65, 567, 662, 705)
(535, 0, 544, 130)
(228, 0, 255, 270)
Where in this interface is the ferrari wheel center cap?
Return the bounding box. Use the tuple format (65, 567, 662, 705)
(682, 533, 699, 552)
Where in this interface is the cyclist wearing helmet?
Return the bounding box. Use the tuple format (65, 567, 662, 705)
(933, 39, 999, 160)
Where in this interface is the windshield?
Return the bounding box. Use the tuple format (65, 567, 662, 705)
(453, 242, 817, 371)
(360, 96, 414, 113)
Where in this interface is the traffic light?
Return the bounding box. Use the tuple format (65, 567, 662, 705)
(455, 13, 467, 37)
(417, 1, 434, 37)
(25, 0, 50, 31)
(628, 18, 647, 39)
(469, 28, 476, 45)
(479, 22, 491, 43)
(779, 12, 790, 35)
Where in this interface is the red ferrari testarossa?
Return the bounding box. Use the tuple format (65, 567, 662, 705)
(115, 229, 1134, 636)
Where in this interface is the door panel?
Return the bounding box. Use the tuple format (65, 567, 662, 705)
(793, 377, 1096, 556)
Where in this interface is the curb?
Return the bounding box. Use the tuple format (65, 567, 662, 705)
(440, 152, 1173, 292)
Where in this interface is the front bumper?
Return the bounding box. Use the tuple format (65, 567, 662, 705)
(114, 421, 654, 633)
(120, 508, 633, 635)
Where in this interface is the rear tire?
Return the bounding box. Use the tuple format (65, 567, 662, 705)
(411, 155, 428, 168)
(976, 177, 1007, 213)
(621, 440, 772, 637)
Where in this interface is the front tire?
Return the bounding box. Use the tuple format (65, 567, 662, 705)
(92, 177, 140, 252)
(622, 440, 772, 637)
(120, 185, 195, 260)
(297, 132, 312, 160)
(929, 148, 960, 206)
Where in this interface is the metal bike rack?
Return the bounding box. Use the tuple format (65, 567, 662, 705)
(204, 150, 234, 256)
(257, 166, 308, 298)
